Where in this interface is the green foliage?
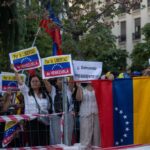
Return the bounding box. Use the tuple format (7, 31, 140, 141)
(0, 1, 19, 71)
(36, 30, 53, 57)
(0, 0, 136, 71)
(62, 23, 128, 72)
(0, 0, 52, 71)
(142, 23, 150, 41)
(131, 23, 150, 71)
(21, 0, 53, 57)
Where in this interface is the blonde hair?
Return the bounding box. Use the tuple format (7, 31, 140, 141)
(106, 72, 114, 80)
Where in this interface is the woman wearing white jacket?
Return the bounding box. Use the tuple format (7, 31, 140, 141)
(76, 82, 101, 147)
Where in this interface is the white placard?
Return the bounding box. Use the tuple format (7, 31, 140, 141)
(73, 60, 103, 81)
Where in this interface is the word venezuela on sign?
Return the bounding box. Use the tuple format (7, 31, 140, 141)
(9, 47, 41, 71)
(41, 54, 74, 79)
(0, 72, 26, 92)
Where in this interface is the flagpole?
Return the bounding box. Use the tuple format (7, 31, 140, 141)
(62, 77, 69, 145)
(23, 27, 41, 84)
(32, 27, 41, 47)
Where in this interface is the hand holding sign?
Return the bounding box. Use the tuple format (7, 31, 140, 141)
(10, 64, 17, 73)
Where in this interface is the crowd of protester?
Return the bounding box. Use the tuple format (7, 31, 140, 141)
(0, 66, 150, 148)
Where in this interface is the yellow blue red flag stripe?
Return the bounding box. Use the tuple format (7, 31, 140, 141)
(92, 77, 150, 148)
(2, 121, 20, 147)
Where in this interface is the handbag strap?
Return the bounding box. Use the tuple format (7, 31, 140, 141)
(33, 94, 41, 113)
(33, 92, 52, 114)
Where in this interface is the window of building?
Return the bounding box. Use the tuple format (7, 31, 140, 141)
(118, 4, 126, 13)
(105, 0, 111, 4)
(148, 0, 150, 7)
(132, 18, 141, 40)
(133, 2, 140, 10)
(119, 21, 126, 42)
(25, 0, 31, 7)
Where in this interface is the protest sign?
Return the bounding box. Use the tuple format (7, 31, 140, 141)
(41, 55, 74, 79)
(9, 47, 41, 71)
(73, 60, 102, 81)
(0, 72, 26, 92)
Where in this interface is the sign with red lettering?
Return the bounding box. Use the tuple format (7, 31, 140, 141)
(41, 55, 74, 79)
(9, 47, 41, 71)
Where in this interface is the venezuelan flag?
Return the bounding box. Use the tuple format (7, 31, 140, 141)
(2, 80, 18, 91)
(44, 62, 70, 71)
(13, 54, 40, 70)
(2, 121, 20, 147)
(44, 62, 71, 77)
(92, 77, 150, 148)
(39, 1, 62, 56)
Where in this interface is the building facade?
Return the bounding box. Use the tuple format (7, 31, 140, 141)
(106, 0, 150, 65)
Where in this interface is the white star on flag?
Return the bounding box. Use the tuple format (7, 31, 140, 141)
(123, 115, 127, 119)
(115, 107, 118, 111)
(119, 110, 123, 114)
(125, 127, 129, 131)
(123, 134, 127, 138)
(125, 121, 129, 125)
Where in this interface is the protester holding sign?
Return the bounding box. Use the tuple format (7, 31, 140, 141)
(12, 66, 52, 146)
(0, 89, 24, 147)
(49, 77, 74, 145)
(76, 82, 101, 147)
(1, 89, 24, 115)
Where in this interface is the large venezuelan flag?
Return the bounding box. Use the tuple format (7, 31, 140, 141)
(92, 77, 150, 148)
(39, 2, 62, 56)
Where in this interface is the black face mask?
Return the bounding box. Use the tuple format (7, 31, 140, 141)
(7, 106, 16, 115)
(81, 83, 88, 87)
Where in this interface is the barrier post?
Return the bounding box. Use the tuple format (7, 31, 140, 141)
(62, 77, 69, 145)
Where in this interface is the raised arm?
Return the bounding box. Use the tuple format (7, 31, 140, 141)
(68, 78, 74, 92)
(76, 83, 83, 101)
(11, 65, 23, 85)
(43, 79, 52, 93)
(38, 67, 52, 93)
(15, 71, 24, 85)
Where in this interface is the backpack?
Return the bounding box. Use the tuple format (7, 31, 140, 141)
(54, 89, 63, 113)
